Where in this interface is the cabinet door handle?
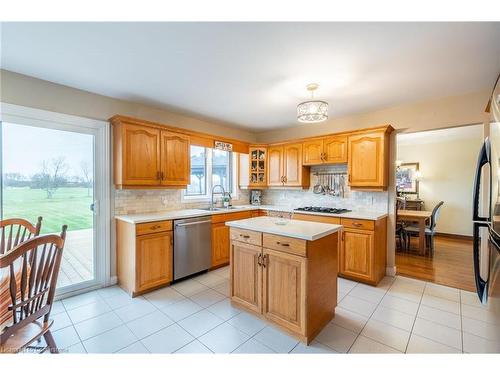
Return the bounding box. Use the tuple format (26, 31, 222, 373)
(263, 254, 269, 267)
(276, 241, 290, 247)
(156, 171, 161, 180)
(161, 171, 165, 180)
(150, 225, 161, 230)
(348, 174, 351, 182)
(257, 254, 263, 266)
(352, 222, 363, 227)
(240, 234, 250, 239)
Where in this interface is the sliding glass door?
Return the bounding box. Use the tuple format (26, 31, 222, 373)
(0, 104, 110, 296)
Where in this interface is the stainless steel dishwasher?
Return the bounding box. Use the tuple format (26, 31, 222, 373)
(173, 216, 212, 280)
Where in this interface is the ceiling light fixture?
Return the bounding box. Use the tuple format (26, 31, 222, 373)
(297, 83, 328, 123)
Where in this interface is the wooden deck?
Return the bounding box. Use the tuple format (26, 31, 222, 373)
(58, 228, 93, 288)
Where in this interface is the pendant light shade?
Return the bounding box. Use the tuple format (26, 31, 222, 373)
(297, 83, 328, 123)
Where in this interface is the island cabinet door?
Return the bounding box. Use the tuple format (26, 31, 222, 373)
(230, 241, 262, 313)
(339, 229, 374, 282)
(135, 231, 173, 292)
(262, 248, 306, 335)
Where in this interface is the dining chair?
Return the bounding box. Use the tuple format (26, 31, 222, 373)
(395, 197, 407, 250)
(0, 217, 43, 255)
(0, 225, 67, 354)
(404, 201, 444, 255)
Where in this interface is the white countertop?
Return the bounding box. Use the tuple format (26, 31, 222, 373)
(226, 216, 342, 241)
(115, 205, 388, 224)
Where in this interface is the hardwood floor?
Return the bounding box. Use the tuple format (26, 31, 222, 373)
(395, 234, 475, 292)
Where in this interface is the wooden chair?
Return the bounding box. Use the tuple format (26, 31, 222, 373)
(395, 197, 407, 250)
(0, 225, 67, 354)
(1, 217, 43, 255)
(404, 201, 444, 255)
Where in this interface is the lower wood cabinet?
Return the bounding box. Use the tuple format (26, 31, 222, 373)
(262, 248, 306, 334)
(116, 219, 173, 296)
(211, 210, 253, 268)
(211, 222, 230, 267)
(291, 213, 387, 285)
(230, 228, 338, 343)
(230, 241, 262, 314)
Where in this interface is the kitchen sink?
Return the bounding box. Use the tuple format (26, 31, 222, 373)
(199, 207, 239, 211)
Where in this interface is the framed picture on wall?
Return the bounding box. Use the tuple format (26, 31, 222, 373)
(396, 162, 419, 194)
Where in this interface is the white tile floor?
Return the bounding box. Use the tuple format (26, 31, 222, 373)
(47, 266, 500, 354)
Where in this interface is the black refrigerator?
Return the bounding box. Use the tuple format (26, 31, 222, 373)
(472, 74, 500, 314)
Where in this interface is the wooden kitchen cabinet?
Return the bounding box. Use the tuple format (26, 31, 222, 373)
(116, 123, 161, 186)
(112, 118, 190, 188)
(249, 146, 267, 187)
(348, 129, 390, 190)
(229, 228, 338, 343)
(230, 241, 262, 314)
(340, 229, 374, 282)
(262, 248, 306, 335)
(211, 222, 230, 267)
(267, 143, 309, 187)
(116, 219, 174, 296)
(136, 231, 173, 292)
(267, 145, 284, 186)
(291, 213, 387, 285)
(160, 131, 190, 186)
(303, 136, 347, 165)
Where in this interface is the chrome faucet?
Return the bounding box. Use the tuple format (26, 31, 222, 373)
(211, 184, 226, 209)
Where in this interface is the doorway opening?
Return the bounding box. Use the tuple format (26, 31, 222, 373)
(395, 124, 483, 291)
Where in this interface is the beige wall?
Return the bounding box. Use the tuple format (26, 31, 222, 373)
(256, 89, 490, 143)
(0, 70, 257, 143)
(397, 125, 484, 236)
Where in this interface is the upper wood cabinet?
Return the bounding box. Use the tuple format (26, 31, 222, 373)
(267, 143, 310, 188)
(112, 119, 190, 188)
(348, 129, 390, 190)
(118, 124, 161, 186)
(267, 146, 285, 186)
(303, 136, 347, 165)
(249, 146, 267, 187)
(324, 136, 348, 163)
(160, 131, 190, 186)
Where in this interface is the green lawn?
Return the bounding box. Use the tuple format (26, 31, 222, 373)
(2, 187, 93, 234)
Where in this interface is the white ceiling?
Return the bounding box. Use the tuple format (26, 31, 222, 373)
(1, 22, 499, 131)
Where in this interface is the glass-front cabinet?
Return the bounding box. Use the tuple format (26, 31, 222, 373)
(249, 146, 267, 187)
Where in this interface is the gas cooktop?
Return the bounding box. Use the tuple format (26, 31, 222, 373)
(295, 206, 352, 214)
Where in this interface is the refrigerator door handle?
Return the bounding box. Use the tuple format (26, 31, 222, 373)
(472, 140, 491, 223)
(473, 222, 489, 303)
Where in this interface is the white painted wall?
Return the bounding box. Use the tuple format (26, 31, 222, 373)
(397, 125, 484, 236)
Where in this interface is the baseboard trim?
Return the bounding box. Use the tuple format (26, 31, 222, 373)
(386, 266, 397, 277)
(108, 276, 118, 286)
(435, 232, 473, 241)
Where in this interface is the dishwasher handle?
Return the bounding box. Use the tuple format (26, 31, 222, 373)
(175, 219, 212, 228)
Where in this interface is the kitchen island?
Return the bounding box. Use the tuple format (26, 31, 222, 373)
(226, 216, 342, 344)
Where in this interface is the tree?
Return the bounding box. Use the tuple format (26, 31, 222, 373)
(32, 157, 68, 198)
(80, 161, 93, 197)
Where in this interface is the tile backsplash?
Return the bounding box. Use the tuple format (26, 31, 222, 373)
(114, 165, 388, 215)
(261, 165, 388, 213)
(114, 188, 250, 215)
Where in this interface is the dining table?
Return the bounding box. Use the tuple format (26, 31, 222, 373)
(397, 209, 433, 255)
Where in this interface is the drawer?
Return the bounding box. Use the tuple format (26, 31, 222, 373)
(212, 210, 252, 224)
(263, 233, 307, 257)
(340, 218, 374, 231)
(136, 220, 173, 236)
(230, 228, 262, 246)
(292, 213, 341, 224)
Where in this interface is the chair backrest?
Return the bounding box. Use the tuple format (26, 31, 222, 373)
(0, 225, 67, 345)
(0, 217, 43, 255)
(396, 197, 407, 210)
(430, 201, 444, 230)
